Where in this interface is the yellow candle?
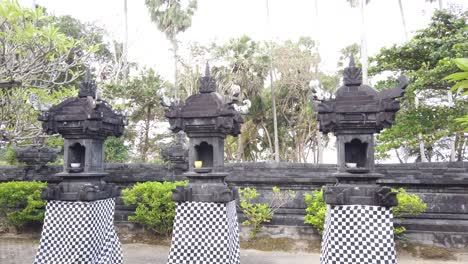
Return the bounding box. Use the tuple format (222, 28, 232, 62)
(194, 161, 203, 168)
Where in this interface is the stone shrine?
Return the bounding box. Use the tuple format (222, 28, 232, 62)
(34, 72, 125, 264)
(165, 64, 243, 264)
(315, 57, 407, 264)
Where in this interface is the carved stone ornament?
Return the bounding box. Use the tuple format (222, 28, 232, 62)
(314, 57, 406, 207)
(38, 71, 126, 201)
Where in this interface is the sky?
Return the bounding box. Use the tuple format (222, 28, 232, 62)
(20, 0, 467, 163)
(25, 0, 467, 79)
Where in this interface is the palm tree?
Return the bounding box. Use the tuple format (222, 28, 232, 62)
(145, 0, 198, 100)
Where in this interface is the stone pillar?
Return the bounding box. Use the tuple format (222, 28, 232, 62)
(314, 58, 407, 264)
(34, 73, 125, 264)
(165, 64, 243, 264)
(168, 172, 240, 263)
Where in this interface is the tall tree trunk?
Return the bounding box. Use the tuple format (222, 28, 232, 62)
(266, 0, 280, 162)
(172, 38, 179, 100)
(141, 105, 151, 162)
(261, 123, 274, 159)
(122, 0, 129, 110)
(398, 0, 408, 41)
(237, 132, 244, 161)
(395, 148, 403, 164)
(448, 90, 457, 161)
(415, 96, 428, 162)
(360, 0, 369, 85)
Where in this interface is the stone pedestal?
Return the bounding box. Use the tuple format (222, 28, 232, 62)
(320, 205, 396, 264)
(34, 198, 122, 264)
(167, 201, 240, 264)
(168, 171, 240, 264)
(164, 66, 243, 264)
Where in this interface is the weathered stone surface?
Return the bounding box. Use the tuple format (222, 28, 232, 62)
(1, 161, 467, 247)
(165, 64, 243, 171)
(313, 58, 408, 208)
(15, 145, 59, 167)
(164, 65, 243, 202)
(37, 73, 126, 201)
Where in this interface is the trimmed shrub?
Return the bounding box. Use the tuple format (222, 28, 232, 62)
(304, 189, 326, 234)
(121, 181, 187, 236)
(0, 181, 47, 230)
(392, 188, 427, 236)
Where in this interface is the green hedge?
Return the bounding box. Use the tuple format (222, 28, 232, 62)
(121, 181, 187, 236)
(0, 181, 47, 229)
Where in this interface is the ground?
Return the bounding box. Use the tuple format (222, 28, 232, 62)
(1, 237, 468, 264)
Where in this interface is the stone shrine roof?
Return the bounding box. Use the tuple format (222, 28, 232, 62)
(165, 65, 243, 136)
(39, 74, 125, 138)
(314, 58, 408, 134)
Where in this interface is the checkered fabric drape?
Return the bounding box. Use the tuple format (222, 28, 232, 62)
(320, 204, 396, 264)
(34, 199, 122, 264)
(167, 201, 240, 264)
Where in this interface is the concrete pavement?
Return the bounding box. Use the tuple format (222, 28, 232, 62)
(1, 238, 468, 264)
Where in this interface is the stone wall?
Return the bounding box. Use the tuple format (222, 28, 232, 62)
(1, 161, 467, 248)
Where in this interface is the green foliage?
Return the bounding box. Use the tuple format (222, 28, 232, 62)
(239, 187, 295, 238)
(106, 68, 169, 163)
(104, 136, 129, 163)
(392, 188, 428, 236)
(0, 145, 20, 165)
(0, 1, 97, 146)
(303, 188, 427, 237)
(304, 189, 326, 234)
(0, 0, 97, 88)
(444, 58, 468, 131)
(370, 10, 468, 161)
(121, 181, 187, 236)
(392, 188, 428, 217)
(0, 181, 47, 229)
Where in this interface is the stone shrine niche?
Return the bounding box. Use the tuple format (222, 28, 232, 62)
(165, 64, 243, 173)
(38, 71, 125, 201)
(345, 139, 367, 168)
(165, 64, 243, 203)
(195, 142, 213, 168)
(68, 142, 85, 172)
(314, 57, 406, 207)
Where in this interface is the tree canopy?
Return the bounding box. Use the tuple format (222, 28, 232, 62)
(370, 10, 467, 162)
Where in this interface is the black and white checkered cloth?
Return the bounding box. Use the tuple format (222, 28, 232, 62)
(320, 205, 396, 264)
(34, 199, 122, 264)
(167, 201, 240, 264)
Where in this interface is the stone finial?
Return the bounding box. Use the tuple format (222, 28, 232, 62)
(198, 63, 216, 93)
(343, 56, 362, 86)
(78, 69, 97, 98)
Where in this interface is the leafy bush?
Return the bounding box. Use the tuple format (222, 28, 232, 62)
(0, 181, 47, 229)
(304, 188, 427, 236)
(392, 188, 427, 236)
(304, 189, 326, 234)
(0, 146, 20, 165)
(239, 186, 296, 238)
(121, 181, 187, 236)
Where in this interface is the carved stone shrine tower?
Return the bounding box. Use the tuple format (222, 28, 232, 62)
(34, 72, 124, 264)
(315, 58, 407, 264)
(165, 64, 243, 264)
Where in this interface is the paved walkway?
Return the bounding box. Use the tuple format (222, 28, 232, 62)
(1, 238, 468, 264)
